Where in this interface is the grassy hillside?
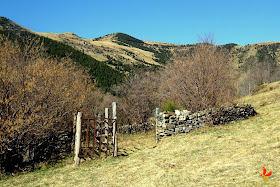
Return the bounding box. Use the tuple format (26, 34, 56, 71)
(39, 32, 173, 72)
(1, 81, 279, 186)
(0, 17, 124, 91)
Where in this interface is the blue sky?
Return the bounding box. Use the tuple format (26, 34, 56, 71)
(1, 0, 280, 45)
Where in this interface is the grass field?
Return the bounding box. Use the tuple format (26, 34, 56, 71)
(1, 82, 280, 186)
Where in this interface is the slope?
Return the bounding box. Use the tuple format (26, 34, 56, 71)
(0, 17, 124, 91)
(38, 30, 280, 80)
(1, 81, 279, 186)
(36, 32, 175, 73)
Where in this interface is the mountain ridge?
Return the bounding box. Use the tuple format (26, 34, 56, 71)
(1, 16, 280, 93)
(35, 29, 280, 71)
(35, 31, 173, 69)
(3, 16, 279, 73)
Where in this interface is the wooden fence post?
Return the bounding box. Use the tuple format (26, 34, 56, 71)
(155, 108, 159, 143)
(72, 112, 77, 152)
(112, 102, 117, 157)
(105, 108, 109, 145)
(74, 112, 82, 166)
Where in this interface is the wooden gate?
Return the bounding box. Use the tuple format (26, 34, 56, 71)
(79, 116, 117, 158)
(74, 102, 117, 166)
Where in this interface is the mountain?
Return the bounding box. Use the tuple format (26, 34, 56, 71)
(36, 29, 280, 75)
(1, 16, 280, 92)
(36, 32, 176, 72)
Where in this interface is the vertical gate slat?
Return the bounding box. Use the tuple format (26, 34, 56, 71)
(115, 119, 117, 156)
(93, 118, 96, 154)
(109, 119, 112, 155)
(84, 118, 90, 156)
(99, 121, 102, 158)
(113, 119, 115, 157)
(106, 120, 109, 158)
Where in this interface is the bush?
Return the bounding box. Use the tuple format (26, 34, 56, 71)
(0, 35, 96, 170)
(162, 99, 177, 112)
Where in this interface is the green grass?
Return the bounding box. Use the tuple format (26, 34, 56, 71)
(1, 82, 280, 186)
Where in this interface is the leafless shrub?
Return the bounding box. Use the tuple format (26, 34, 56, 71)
(158, 34, 236, 112)
(92, 90, 118, 115)
(114, 72, 158, 125)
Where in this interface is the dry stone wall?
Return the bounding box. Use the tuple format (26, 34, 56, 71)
(156, 104, 257, 142)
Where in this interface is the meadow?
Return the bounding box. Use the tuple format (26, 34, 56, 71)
(0, 82, 280, 186)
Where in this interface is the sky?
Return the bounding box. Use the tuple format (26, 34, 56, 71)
(1, 0, 280, 45)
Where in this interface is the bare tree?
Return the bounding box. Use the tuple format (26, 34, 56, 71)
(158, 34, 236, 112)
(114, 72, 158, 125)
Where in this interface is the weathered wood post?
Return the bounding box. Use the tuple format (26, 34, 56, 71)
(72, 112, 77, 152)
(105, 108, 109, 144)
(155, 108, 159, 143)
(112, 102, 117, 157)
(74, 112, 82, 166)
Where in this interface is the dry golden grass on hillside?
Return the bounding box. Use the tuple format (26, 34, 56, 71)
(240, 81, 280, 109)
(1, 81, 280, 186)
(36, 32, 64, 42)
(36, 32, 161, 66)
(254, 41, 280, 45)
